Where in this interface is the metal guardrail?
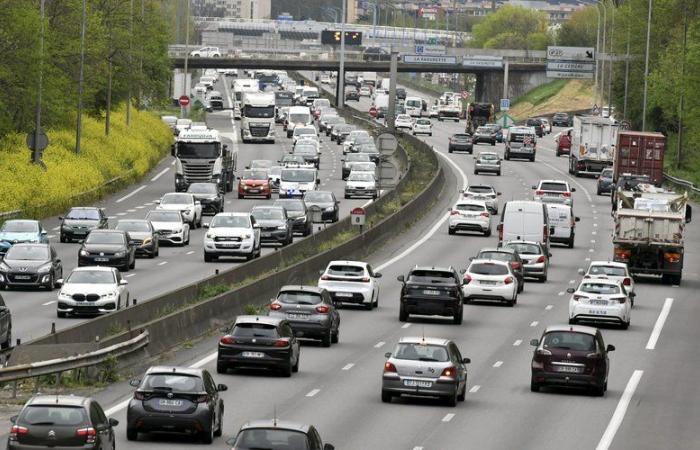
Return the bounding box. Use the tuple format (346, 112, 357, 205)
(664, 173, 700, 195)
(0, 331, 149, 383)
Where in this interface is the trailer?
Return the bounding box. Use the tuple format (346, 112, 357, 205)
(568, 116, 618, 177)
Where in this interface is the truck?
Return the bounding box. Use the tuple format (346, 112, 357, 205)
(437, 97, 462, 122)
(232, 78, 259, 119)
(465, 102, 494, 133)
(613, 131, 665, 186)
(171, 70, 192, 106)
(613, 189, 692, 285)
(241, 91, 276, 143)
(568, 116, 619, 177)
(361, 72, 378, 87)
(172, 129, 236, 193)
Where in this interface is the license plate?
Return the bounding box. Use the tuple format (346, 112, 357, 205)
(248, 189, 259, 193)
(241, 351, 265, 358)
(404, 379, 432, 388)
(219, 243, 239, 248)
(95, 258, 109, 262)
(158, 399, 183, 407)
(262, 232, 271, 237)
(14, 275, 31, 280)
(554, 366, 582, 374)
(423, 289, 440, 295)
(591, 300, 608, 305)
(481, 280, 497, 285)
(287, 313, 310, 320)
(335, 292, 353, 297)
(589, 309, 607, 315)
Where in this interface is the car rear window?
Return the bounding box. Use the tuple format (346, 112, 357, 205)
(589, 265, 626, 277)
(19, 406, 88, 426)
(580, 283, 621, 295)
(540, 182, 567, 191)
(469, 263, 509, 275)
(505, 243, 541, 255)
(234, 429, 310, 450)
(479, 153, 498, 161)
(408, 270, 455, 283)
(393, 343, 449, 362)
(141, 374, 204, 393)
(468, 186, 494, 194)
(542, 332, 596, 352)
(232, 323, 279, 338)
(455, 204, 485, 212)
(327, 265, 365, 276)
(453, 134, 470, 139)
(278, 291, 323, 305)
(478, 251, 514, 262)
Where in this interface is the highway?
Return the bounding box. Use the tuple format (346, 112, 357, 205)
(2, 78, 698, 450)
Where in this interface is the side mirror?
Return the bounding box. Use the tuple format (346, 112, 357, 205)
(129, 378, 141, 387)
(245, 166, 250, 170)
(548, 253, 553, 258)
(108, 418, 119, 427)
(550, 226, 555, 235)
(468, 256, 474, 261)
(155, 200, 161, 204)
(374, 273, 382, 278)
(577, 268, 585, 276)
(253, 224, 261, 229)
(217, 383, 228, 392)
(606, 344, 616, 352)
(686, 204, 692, 223)
(497, 192, 502, 196)
(384, 352, 392, 358)
(223, 144, 228, 151)
(396, 275, 405, 283)
(55, 259, 61, 263)
(566, 287, 575, 293)
(571, 187, 576, 192)
(629, 292, 636, 298)
(203, 223, 209, 228)
(462, 357, 471, 364)
(41, 230, 48, 235)
(323, 444, 335, 450)
(575, 217, 581, 222)
(10, 415, 17, 424)
(530, 339, 539, 347)
(316, 179, 321, 185)
(119, 279, 129, 286)
(55, 279, 64, 287)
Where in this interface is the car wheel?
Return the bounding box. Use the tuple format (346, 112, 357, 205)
(57, 311, 67, 318)
(216, 361, 227, 374)
(201, 421, 214, 444)
(1, 326, 11, 350)
(621, 319, 630, 330)
(372, 291, 379, 308)
(448, 227, 455, 235)
(568, 237, 575, 249)
(457, 383, 466, 401)
(530, 379, 540, 393)
(473, 170, 478, 175)
(126, 427, 138, 441)
(497, 171, 501, 176)
(540, 274, 547, 283)
(381, 390, 393, 403)
(281, 360, 293, 377)
(204, 252, 213, 262)
(568, 318, 577, 325)
(445, 389, 458, 407)
(592, 384, 606, 397)
(47, 273, 55, 291)
(185, 230, 190, 246)
(399, 305, 408, 322)
(453, 308, 463, 325)
(60, 234, 66, 243)
(331, 328, 339, 344)
(491, 141, 495, 146)
(484, 228, 491, 237)
(214, 405, 223, 437)
(448, 147, 453, 153)
(292, 353, 300, 372)
(321, 331, 332, 348)
(122, 262, 130, 273)
(129, 258, 135, 269)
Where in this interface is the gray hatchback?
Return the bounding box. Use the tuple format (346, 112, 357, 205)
(269, 286, 340, 347)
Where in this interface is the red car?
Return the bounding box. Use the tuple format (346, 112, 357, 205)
(238, 169, 271, 199)
(556, 131, 572, 156)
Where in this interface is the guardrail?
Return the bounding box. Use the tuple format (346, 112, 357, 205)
(663, 172, 700, 196)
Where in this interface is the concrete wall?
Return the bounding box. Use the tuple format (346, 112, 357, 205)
(477, 69, 549, 105)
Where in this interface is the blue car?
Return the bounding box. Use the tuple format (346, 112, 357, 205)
(0, 220, 49, 258)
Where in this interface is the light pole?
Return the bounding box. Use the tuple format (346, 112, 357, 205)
(338, 0, 346, 109)
(641, 0, 652, 131)
(75, 0, 87, 154)
(126, 0, 134, 126)
(33, 0, 46, 166)
(623, 0, 631, 119)
(600, 1, 607, 106)
(606, 4, 614, 116)
(594, 3, 602, 106)
(182, 0, 191, 119)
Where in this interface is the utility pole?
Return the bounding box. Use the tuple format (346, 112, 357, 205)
(126, 0, 134, 126)
(338, 0, 346, 109)
(75, 0, 87, 154)
(600, 1, 607, 105)
(641, 0, 653, 131)
(138, 0, 144, 109)
(606, 5, 614, 117)
(33, 0, 46, 166)
(594, 3, 602, 106)
(623, 0, 631, 119)
(677, 1, 688, 169)
(182, 0, 191, 119)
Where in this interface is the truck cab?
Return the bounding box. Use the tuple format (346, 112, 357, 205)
(173, 129, 236, 193)
(241, 91, 276, 143)
(232, 79, 259, 120)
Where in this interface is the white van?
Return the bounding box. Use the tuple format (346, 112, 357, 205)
(405, 96, 423, 117)
(498, 201, 550, 251)
(279, 167, 319, 198)
(546, 203, 580, 248)
(285, 106, 312, 138)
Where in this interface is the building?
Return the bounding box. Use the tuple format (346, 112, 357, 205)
(192, 0, 271, 19)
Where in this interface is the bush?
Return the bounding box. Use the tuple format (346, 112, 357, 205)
(0, 105, 171, 217)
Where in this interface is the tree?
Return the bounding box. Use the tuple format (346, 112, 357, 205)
(557, 6, 598, 47)
(471, 4, 551, 50)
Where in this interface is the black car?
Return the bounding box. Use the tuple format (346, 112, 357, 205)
(597, 168, 614, 195)
(356, 144, 381, 164)
(294, 144, 321, 168)
(526, 118, 545, 137)
(187, 182, 224, 214)
(448, 133, 473, 153)
(320, 115, 344, 133)
(217, 315, 300, 376)
(473, 126, 497, 145)
(475, 247, 525, 292)
(273, 199, 313, 236)
(331, 124, 355, 143)
(115, 219, 159, 258)
(341, 153, 372, 179)
(269, 286, 340, 347)
(251, 206, 293, 246)
(59, 207, 108, 243)
(552, 112, 572, 127)
(127, 366, 226, 443)
(0, 293, 12, 349)
(363, 46, 390, 61)
(396, 87, 407, 100)
(345, 88, 360, 102)
(78, 230, 136, 272)
(8, 395, 118, 450)
(0, 243, 62, 290)
(227, 420, 335, 450)
(397, 266, 464, 324)
(304, 190, 340, 223)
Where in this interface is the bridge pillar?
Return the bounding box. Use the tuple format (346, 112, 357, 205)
(474, 73, 486, 102)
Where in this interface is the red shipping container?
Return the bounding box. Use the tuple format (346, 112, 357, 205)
(614, 131, 665, 186)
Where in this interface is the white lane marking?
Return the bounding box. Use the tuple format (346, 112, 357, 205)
(401, 323, 411, 329)
(125, 273, 135, 278)
(42, 301, 56, 306)
(513, 339, 522, 346)
(116, 213, 127, 216)
(442, 413, 456, 422)
(530, 321, 539, 327)
(592, 231, 597, 235)
(374, 341, 385, 348)
(590, 239, 596, 243)
(558, 291, 565, 296)
(342, 363, 355, 371)
(646, 298, 674, 350)
(545, 304, 554, 310)
(150, 167, 170, 182)
(589, 248, 595, 252)
(569, 279, 576, 284)
(306, 389, 321, 397)
(493, 361, 503, 368)
(108, 216, 117, 219)
(157, 261, 168, 266)
(116, 185, 146, 203)
(469, 385, 480, 393)
(595, 370, 644, 450)
(127, 209, 136, 213)
(594, 223, 599, 227)
(171, 160, 176, 166)
(186, 250, 195, 255)
(52, 226, 60, 231)
(413, 447, 424, 450)
(135, 206, 145, 209)
(585, 257, 591, 261)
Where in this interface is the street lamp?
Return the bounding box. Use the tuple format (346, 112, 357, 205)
(641, 0, 652, 131)
(337, 0, 346, 109)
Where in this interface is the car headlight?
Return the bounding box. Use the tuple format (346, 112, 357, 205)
(101, 291, 117, 298)
(174, 228, 183, 234)
(80, 250, 89, 257)
(59, 291, 71, 299)
(142, 238, 152, 245)
(206, 233, 214, 239)
(324, 207, 335, 211)
(243, 234, 251, 239)
(114, 251, 125, 257)
(0, 262, 10, 272)
(38, 263, 52, 273)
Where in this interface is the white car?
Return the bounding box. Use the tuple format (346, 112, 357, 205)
(412, 118, 432, 136)
(190, 46, 221, 58)
(533, 179, 575, 207)
(279, 168, 319, 198)
(349, 162, 377, 178)
(567, 278, 633, 329)
(343, 130, 371, 154)
(461, 259, 518, 306)
(146, 209, 190, 246)
(461, 185, 500, 214)
(359, 86, 372, 97)
(292, 125, 317, 145)
(203, 213, 261, 262)
(579, 261, 636, 305)
(320, 75, 332, 84)
(429, 106, 439, 118)
(394, 114, 413, 130)
(157, 192, 202, 228)
(345, 171, 378, 199)
(448, 200, 491, 236)
(192, 84, 207, 96)
(56, 267, 129, 318)
(539, 118, 552, 134)
(318, 260, 382, 309)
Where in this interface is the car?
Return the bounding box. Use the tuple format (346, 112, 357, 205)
(475, 247, 525, 293)
(280, 154, 314, 169)
(555, 129, 573, 156)
(394, 114, 413, 129)
(462, 185, 500, 214)
(56, 266, 129, 317)
(304, 190, 340, 223)
(526, 118, 545, 137)
(190, 46, 221, 57)
(321, 115, 345, 134)
(279, 168, 319, 198)
(318, 260, 382, 309)
(533, 179, 575, 207)
(530, 325, 615, 396)
(248, 159, 274, 171)
(597, 167, 614, 195)
(292, 125, 317, 145)
(363, 46, 390, 61)
(203, 212, 261, 261)
(578, 261, 636, 305)
(318, 112, 339, 132)
(0, 293, 11, 348)
(546, 203, 579, 248)
(567, 278, 633, 328)
(126, 366, 226, 443)
(8, 395, 118, 450)
(539, 118, 552, 134)
(217, 315, 300, 376)
(251, 206, 293, 246)
(273, 198, 313, 236)
(448, 133, 473, 153)
(227, 420, 335, 450)
(345, 171, 378, 199)
(78, 229, 136, 272)
(269, 286, 340, 347)
(59, 207, 108, 243)
(356, 143, 381, 164)
(552, 112, 572, 127)
(331, 124, 355, 143)
(345, 135, 374, 155)
(238, 169, 272, 199)
(0, 220, 49, 257)
(381, 336, 470, 406)
(341, 153, 372, 180)
(428, 105, 439, 118)
(345, 87, 360, 101)
(461, 259, 519, 306)
(320, 74, 332, 84)
(473, 126, 497, 145)
(359, 86, 372, 97)
(347, 161, 376, 179)
(145, 209, 190, 246)
(0, 243, 62, 290)
(397, 266, 463, 324)
(157, 192, 203, 228)
(395, 87, 407, 100)
(448, 200, 491, 236)
(502, 240, 550, 282)
(115, 219, 159, 258)
(343, 130, 371, 154)
(504, 126, 537, 162)
(294, 143, 321, 168)
(412, 118, 432, 136)
(473, 151, 502, 176)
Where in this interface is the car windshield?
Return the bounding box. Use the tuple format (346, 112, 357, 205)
(397, 115, 411, 121)
(542, 332, 596, 352)
(479, 153, 498, 161)
(294, 128, 315, 137)
(600, 169, 613, 178)
(352, 163, 375, 172)
(289, 113, 310, 123)
(468, 186, 494, 194)
(510, 133, 535, 143)
(282, 155, 306, 164)
(417, 119, 430, 125)
(580, 283, 621, 295)
(146, 211, 181, 222)
(5, 245, 48, 260)
(408, 270, 455, 283)
(470, 263, 508, 275)
(252, 208, 285, 221)
(250, 160, 273, 169)
(358, 145, 378, 154)
(347, 154, 370, 162)
(66, 209, 100, 220)
(66, 270, 115, 284)
(243, 170, 269, 181)
(176, 142, 219, 159)
(210, 215, 250, 228)
(393, 343, 449, 362)
(505, 243, 540, 255)
(348, 172, 374, 182)
(478, 251, 514, 262)
(295, 146, 316, 155)
(277, 291, 323, 305)
(274, 200, 305, 212)
(86, 232, 125, 245)
(304, 191, 333, 202)
(282, 169, 315, 182)
(231, 323, 279, 338)
(161, 194, 191, 205)
(141, 374, 204, 393)
(589, 265, 627, 277)
(540, 182, 567, 191)
(19, 406, 87, 427)
(1, 221, 39, 233)
(115, 221, 151, 232)
(233, 429, 310, 450)
(455, 203, 485, 212)
(453, 134, 470, 140)
(326, 116, 343, 125)
(476, 127, 490, 133)
(187, 184, 218, 194)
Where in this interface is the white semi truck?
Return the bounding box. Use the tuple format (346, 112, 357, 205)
(569, 116, 619, 177)
(172, 129, 236, 193)
(241, 91, 276, 143)
(232, 78, 259, 120)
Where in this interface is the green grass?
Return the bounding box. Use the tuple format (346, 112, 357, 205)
(512, 79, 568, 107)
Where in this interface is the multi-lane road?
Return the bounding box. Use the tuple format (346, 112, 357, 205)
(2, 78, 698, 450)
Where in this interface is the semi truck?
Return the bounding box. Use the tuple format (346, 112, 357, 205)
(568, 116, 619, 177)
(172, 129, 236, 193)
(241, 91, 276, 143)
(171, 70, 192, 106)
(232, 79, 260, 119)
(613, 189, 692, 285)
(465, 103, 494, 133)
(610, 131, 666, 209)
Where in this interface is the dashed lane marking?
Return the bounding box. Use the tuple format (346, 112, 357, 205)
(306, 389, 321, 397)
(342, 363, 355, 371)
(442, 413, 455, 422)
(493, 361, 503, 368)
(646, 298, 674, 350)
(116, 185, 146, 203)
(513, 339, 522, 346)
(374, 341, 385, 348)
(150, 167, 170, 182)
(530, 321, 539, 327)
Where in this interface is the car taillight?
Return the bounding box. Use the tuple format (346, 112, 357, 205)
(614, 247, 631, 260)
(623, 277, 631, 286)
(504, 276, 513, 285)
(441, 366, 457, 378)
(535, 190, 544, 196)
(220, 335, 236, 345)
(77, 427, 96, 444)
(664, 252, 681, 263)
(316, 305, 330, 314)
(384, 362, 397, 373)
(270, 302, 282, 311)
(274, 338, 290, 347)
(450, 210, 460, 215)
(510, 262, 522, 270)
(562, 192, 571, 197)
(320, 275, 330, 280)
(463, 274, 472, 284)
(134, 391, 146, 400)
(543, 225, 549, 239)
(615, 296, 627, 304)
(497, 223, 503, 241)
(536, 255, 546, 263)
(9, 425, 28, 441)
(480, 212, 490, 218)
(195, 394, 209, 403)
(362, 277, 370, 282)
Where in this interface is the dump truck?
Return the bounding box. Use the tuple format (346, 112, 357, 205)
(465, 102, 494, 134)
(568, 116, 618, 177)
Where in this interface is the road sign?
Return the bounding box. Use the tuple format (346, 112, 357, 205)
(546, 70, 594, 79)
(351, 207, 366, 226)
(369, 106, 378, 118)
(403, 55, 457, 65)
(546, 62, 595, 71)
(415, 44, 446, 56)
(546, 46, 595, 79)
(178, 95, 190, 107)
(461, 91, 469, 100)
(462, 56, 503, 68)
(26, 129, 49, 152)
(497, 114, 515, 128)
(376, 133, 398, 156)
(547, 46, 595, 61)
(500, 98, 510, 111)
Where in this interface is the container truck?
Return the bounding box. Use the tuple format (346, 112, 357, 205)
(172, 129, 236, 193)
(465, 103, 494, 133)
(610, 131, 666, 209)
(241, 91, 276, 143)
(568, 116, 618, 177)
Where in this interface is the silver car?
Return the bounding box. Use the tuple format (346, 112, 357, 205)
(502, 240, 550, 282)
(382, 337, 470, 406)
(473, 152, 502, 176)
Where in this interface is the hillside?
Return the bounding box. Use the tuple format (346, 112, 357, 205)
(507, 79, 595, 120)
